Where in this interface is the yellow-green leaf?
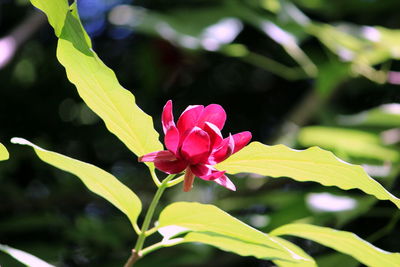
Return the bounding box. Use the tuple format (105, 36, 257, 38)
(0, 244, 55, 267)
(180, 232, 316, 266)
(298, 126, 400, 162)
(271, 236, 316, 267)
(0, 143, 9, 161)
(29, 0, 163, 162)
(158, 202, 308, 263)
(217, 142, 400, 208)
(30, 0, 69, 36)
(338, 103, 400, 128)
(11, 138, 141, 230)
(271, 224, 400, 267)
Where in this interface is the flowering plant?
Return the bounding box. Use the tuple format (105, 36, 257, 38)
(5, 1, 400, 266)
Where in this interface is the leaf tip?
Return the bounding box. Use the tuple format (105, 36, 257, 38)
(11, 137, 45, 152)
(11, 137, 29, 145)
(0, 143, 9, 161)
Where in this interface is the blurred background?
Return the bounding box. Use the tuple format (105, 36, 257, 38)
(0, 0, 400, 266)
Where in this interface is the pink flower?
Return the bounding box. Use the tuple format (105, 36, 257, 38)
(139, 100, 252, 192)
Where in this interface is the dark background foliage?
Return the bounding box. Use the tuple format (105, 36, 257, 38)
(0, 0, 399, 266)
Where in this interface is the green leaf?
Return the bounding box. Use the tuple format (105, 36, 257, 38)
(375, 26, 400, 59)
(0, 143, 9, 161)
(132, 6, 237, 47)
(30, 0, 69, 36)
(315, 60, 350, 97)
(271, 223, 400, 267)
(29, 0, 163, 162)
(298, 126, 400, 162)
(338, 104, 400, 128)
(308, 23, 365, 58)
(271, 236, 316, 267)
(0, 244, 55, 267)
(158, 202, 309, 263)
(308, 23, 400, 77)
(227, 0, 316, 77)
(316, 253, 359, 267)
(217, 142, 400, 208)
(11, 138, 142, 229)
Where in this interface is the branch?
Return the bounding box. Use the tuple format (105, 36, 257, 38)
(0, 11, 46, 69)
(123, 250, 141, 267)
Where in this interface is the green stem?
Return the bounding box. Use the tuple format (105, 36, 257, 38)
(140, 242, 165, 257)
(141, 239, 185, 257)
(219, 44, 308, 81)
(134, 174, 175, 254)
(145, 227, 159, 237)
(367, 211, 400, 243)
(132, 223, 141, 235)
(149, 167, 162, 187)
(166, 174, 184, 187)
(244, 52, 308, 80)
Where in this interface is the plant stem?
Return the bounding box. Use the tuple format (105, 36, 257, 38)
(144, 227, 159, 237)
(132, 223, 141, 235)
(149, 167, 162, 187)
(132, 174, 175, 262)
(367, 210, 400, 243)
(123, 250, 140, 267)
(166, 174, 184, 187)
(141, 238, 185, 257)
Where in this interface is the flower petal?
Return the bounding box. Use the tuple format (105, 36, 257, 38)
(183, 167, 195, 192)
(191, 164, 212, 178)
(138, 150, 175, 162)
(165, 126, 180, 155)
(197, 104, 226, 130)
(208, 134, 235, 164)
(177, 105, 204, 136)
(162, 100, 175, 134)
(232, 131, 252, 154)
(139, 150, 187, 174)
(191, 164, 226, 182)
(155, 158, 187, 174)
(181, 127, 210, 164)
(204, 122, 223, 150)
(203, 170, 226, 181)
(213, 175, 236, 191)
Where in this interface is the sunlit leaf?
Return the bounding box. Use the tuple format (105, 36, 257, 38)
(308, 23, 376, 64)
(228, 0, 315, 76)
(30, 0, 69, 36)
(29, 0, 163, 163)
(11, 138, 142, 229)
(338, 103, 400, 128)
(123, 5, 241, 51)
(158, 202, 309, 263)
(0, 143, 9, 161)
(271, 223, 400, 267)
(271, 236, 316, 267)
(308, 23, 400, 77)
(116, 3, 313, 80)
(217, 142, 400, 208)
(0, 244, 55, 267)
(298, 126, 400, 162)
(257, 21, 317, 77)
(375, 26, 400, 58)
